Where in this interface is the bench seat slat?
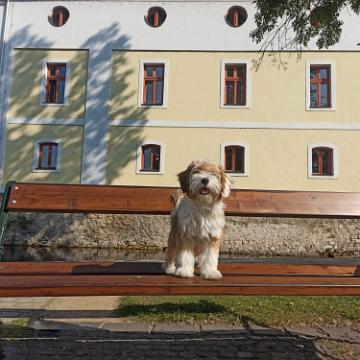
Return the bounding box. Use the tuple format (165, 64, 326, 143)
(0, 262, 358, 276)
(1, 274, 360, 297)
(7, 183, 360, 218)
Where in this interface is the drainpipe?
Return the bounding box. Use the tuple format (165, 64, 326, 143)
(0, 0, 10, 80)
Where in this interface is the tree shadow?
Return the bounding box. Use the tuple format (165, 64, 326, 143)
(2, 23, 147, 185)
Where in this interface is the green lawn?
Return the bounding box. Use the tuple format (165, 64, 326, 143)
(117, 296, 360, 326)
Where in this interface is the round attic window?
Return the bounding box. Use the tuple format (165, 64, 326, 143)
(226, 6, 247, 28)
(49, 6, 70, 27)
(145, 7, 167, 27)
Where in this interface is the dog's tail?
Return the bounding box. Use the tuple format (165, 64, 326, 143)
(170, 189, 184, 209)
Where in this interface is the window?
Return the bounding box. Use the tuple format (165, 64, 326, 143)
(224, 64, 247, 106)
(143, 64, 164, 106)
(312, 147, 333, 176)
(310, 65, 331, 108)
(139, 144, 162, 172)
(224, 145, 245, 173)
(145, 7, 167, 27)
(225, 6, 248, 27)
(308, 144, 338, 179)
(45, 63, 67, 104)
(221, 143, 249, 176)
(48, 6, 70, 27)
(306, 61, 335, 110)
(33, 142, 60, 172)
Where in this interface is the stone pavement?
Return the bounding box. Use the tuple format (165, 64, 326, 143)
(0, 297, 360, 359)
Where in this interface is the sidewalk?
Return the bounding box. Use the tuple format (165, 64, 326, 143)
(1, 296, 360, 359)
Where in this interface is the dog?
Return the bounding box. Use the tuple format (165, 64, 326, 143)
(162, 160, 231, 280)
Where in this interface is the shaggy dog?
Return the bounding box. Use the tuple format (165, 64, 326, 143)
(162, 160, 231, 280)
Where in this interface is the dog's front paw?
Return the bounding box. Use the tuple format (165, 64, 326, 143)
(174, 267, 194, 278)
(201, 268, 223, 280)
(162, 262, 176, 275)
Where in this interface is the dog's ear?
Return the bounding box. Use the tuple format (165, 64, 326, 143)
(177, 161, 196, 194)
(219, 166, 231, 198)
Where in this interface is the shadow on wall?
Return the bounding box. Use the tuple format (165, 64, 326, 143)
(3, 23, 148, 185)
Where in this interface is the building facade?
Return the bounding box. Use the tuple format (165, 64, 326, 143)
(1, 0, 360, 191)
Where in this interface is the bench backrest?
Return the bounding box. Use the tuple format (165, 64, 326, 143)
(4, 182, 360, 218)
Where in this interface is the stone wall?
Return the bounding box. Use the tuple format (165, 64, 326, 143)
(4, 213, 360, 257)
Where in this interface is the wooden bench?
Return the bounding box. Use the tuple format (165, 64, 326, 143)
(0, 181, 360, 297)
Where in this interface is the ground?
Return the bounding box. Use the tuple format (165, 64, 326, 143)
(0, 296, 360, 359)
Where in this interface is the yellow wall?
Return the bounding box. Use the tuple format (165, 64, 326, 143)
(110, 51, 360, 123)
(4, 124, 83, 184)
(8, 49, 88, 120)
(107, 127, 360, 192)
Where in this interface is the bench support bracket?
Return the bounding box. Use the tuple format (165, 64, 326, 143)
(0, 181, 16, 260)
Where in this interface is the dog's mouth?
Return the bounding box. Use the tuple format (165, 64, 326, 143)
(199, 187, 210, 195)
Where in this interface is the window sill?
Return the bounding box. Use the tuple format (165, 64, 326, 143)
(32, 169, 60, 173)
(308, 175, 338, 180)
(136, 170, 164, 175)
(40, 102, 67, 108)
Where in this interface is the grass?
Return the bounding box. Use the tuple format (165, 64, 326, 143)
(117, 296, 360, 327)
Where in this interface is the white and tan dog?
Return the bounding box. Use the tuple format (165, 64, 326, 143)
(163, 160, 231, 280)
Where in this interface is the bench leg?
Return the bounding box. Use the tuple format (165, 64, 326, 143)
(0, 181, 16, 260)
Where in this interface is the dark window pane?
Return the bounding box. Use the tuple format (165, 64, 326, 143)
(310, 68, 317, 79)
(235, 147, 245, 173)
(145, 81, 153, 104)
(312, 150, 319, 174)
(226, 82, 234, 104)
(236, 81, 245, 106)
(320, 68, 329, 80)
(225, 147, 233, 171)
(58, 80, 65, 103)
(155, 81, 163, 105)
(156, 66, 164, 77)
(310, 84, 318, 108)
(60, 66, 66, 76)
(49, 80, 57, 102)
(152, 145, 161, 171)
(143, 147, 152, 170)
(50, 145, 58, 168)
(320, 83, 329, 107)
(226, 66, 234, 77)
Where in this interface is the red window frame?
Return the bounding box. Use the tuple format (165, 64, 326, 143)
(224, 145, 245, 173)
(37, 142, 58, 170)
(140, 144, 161, 172)
(45, 63, 66, 104)
(312, 147, 334, 176)
(310, 65, 331, 108)
(143, 64, 164, 106)
(224, 64, 246, 106)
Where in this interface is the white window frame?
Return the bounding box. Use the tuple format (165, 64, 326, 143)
(40, 59, 70, 107)
(136, 142, 165, 175)
(32, 139, 63, 173)
(220, 142, 249, 177)
(307, 143, 338, 179)
(138, 60, 169, 109)
(306, 60, 336, 111)
(220, 60, 251, 109)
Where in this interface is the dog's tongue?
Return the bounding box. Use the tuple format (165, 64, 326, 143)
(199, 187, 209, 195)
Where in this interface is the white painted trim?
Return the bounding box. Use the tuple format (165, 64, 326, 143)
(307, 143, 338, 179)
(137, 59, 169, 109)
(32, 139, 63, 173)
(0, 42, 14, 185)
(220, 60, 251, 108)
(7, 117, 84, 125)
(220, 142, 249, 177)
(306, 60, 336, 111)
(40, 59, 70, 107)
(110, 119, 360, 131)
(136, 141, 165, 175)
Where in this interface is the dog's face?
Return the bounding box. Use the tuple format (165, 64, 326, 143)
(178, 160, 231, 204)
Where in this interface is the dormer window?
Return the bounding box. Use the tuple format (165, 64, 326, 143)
(145, 7, 167, 27)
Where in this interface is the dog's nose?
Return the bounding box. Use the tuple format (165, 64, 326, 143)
(201, 178, 209, 185)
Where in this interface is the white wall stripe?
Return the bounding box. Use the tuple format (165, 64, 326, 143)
(7, 118, 85, 125)
(109, 119, 360, 131)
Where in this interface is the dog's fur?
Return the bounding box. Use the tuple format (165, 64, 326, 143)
(162, 160, 231, 280)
